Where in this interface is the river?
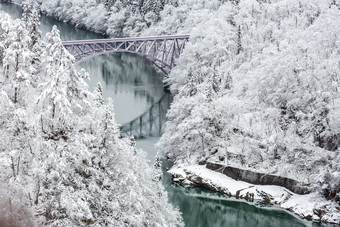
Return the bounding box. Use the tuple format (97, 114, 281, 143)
(0, 2, 334, 227)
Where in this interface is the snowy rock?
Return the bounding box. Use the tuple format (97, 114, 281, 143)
(169, 164, 340, 224)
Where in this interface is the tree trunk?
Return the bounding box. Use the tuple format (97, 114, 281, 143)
(16, 155, 20, 176)
(52, 103, 56, 119)
(14, 87, 17, 104)
(11, 157, 16, 178)
(15, 53, 19, 72)
(34, 180, 40, 205)
(201, 134, 205, 157)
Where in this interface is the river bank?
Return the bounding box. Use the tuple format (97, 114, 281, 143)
(7, 0, 168, 38)
(169, 163, 340, 225)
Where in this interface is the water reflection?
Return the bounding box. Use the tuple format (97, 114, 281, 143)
(167, 187, 306, 227)
(0, 2, 166, 125)
(0, 2, 22, 18)
(80, 53, 165, 124)
(161, 160, 335, 227)
(0, 2, 102, 41)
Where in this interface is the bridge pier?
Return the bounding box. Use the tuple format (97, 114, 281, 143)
(130, 122, 133, 136)
(149, 106, 153, 136)
(140, 116, 143, 138)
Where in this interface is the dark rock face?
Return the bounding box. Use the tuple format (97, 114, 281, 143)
(206, 162, 311, 195)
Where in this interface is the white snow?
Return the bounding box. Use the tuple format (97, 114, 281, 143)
(169, 164, 340, 224)
(0, 9, 183, 227)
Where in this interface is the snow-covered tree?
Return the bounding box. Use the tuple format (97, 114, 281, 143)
(13, 0, 178, 37)
(141, 0, 164, 16)
(0, 10, 183, 226)
(156, 0, 340, 210)
(37, 25, 89, 137)
(2, 21, 32, 104)
(0, 12, 38, 227)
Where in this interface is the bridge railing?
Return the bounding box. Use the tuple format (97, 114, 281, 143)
(62, 34, 190, 45)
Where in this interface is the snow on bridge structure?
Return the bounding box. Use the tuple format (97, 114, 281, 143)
(62, 34, 190, 75)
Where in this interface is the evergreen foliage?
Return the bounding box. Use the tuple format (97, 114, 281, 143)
(0, 9, 183, 227)
(13, 0, 177, 37)
(154, 0, 340, 206)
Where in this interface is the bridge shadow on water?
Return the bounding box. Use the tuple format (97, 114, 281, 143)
(79, 51, 168, 125)
(119, 92, 172, 139)
(78, 52, 171, 138)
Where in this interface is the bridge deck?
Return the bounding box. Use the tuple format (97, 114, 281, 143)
(62, 34, 190, 45)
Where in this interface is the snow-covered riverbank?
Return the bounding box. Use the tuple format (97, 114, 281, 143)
(169, 164, 340, 224)
(9, 0, 175, 37)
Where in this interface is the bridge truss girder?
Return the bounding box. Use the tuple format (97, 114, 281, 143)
(63, 35, 189, 75)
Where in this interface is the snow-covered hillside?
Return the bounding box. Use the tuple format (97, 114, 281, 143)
(11, 0, 177, 37)
(153, 0, 340, 223)
(0, 7, 183, 226)
(158, 0, 340, 185)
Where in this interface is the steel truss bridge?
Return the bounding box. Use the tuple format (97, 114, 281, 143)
(63, 35, 189, 138)
(62, 34, 189, 75)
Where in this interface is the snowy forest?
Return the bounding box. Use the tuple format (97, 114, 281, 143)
(155, 0, 340, 222)
(150, 0, 340, 187)
(0, 5, 183, 227)
(9, 0, 178, 37)
(158, 0, 340, 198)
(1, 0, 340, 225)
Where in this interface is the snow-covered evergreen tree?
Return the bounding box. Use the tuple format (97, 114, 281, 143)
(156, 0, 340, 212)
(28, 3, 42, 73)
(13, 0, 178, 37)
(2, 19, 32, 104)
(0, 11, 36, 227)
(0, 9, 183, 227)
